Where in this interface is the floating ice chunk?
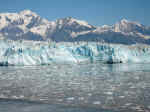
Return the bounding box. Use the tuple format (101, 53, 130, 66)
(93, 101, 101, 105)
(66, 97, 75, 101)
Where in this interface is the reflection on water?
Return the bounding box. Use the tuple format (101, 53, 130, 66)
(0, 63, 150, 112)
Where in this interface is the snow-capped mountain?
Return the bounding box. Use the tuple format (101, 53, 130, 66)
(46, 17, 95, 42)
(0, 10, 50, 40)
(113, 19, 150, 38)
(0, 10, 150, 45)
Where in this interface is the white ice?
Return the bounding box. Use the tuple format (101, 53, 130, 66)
(0, 40, 150, 66)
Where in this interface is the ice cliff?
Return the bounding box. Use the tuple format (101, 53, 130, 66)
(0, 40, 150, 66)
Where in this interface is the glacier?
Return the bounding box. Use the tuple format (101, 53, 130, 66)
(0, 40, 150, 66)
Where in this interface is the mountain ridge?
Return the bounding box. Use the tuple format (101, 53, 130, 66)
(0, 10, 150, 45)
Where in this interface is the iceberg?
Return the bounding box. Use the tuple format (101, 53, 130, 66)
(0, 40, 150, 66)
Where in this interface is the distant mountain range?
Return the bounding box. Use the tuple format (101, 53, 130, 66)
(0, 10, 150, 45)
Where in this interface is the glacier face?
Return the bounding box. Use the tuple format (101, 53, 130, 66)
(0, 40, 150, 66)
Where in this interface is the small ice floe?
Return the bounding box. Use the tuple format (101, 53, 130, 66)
(130, 106, 143, 111)
(119, 96, 125, 98)
(17, 95, 24, 99)
(12, 96, 19, 99)
(130, 86, 136, 89)
(88, 93, 92, 96)
(78, 97, 84, 100)
(39, 98, 49, 101)
(104, 91, 113, 95)
(67, 97, 75, 101)
(93, 101, 101, 105)
(57, 99, 63, 102)
(135, 76, 140, 80)
(125, 103, 132, 106)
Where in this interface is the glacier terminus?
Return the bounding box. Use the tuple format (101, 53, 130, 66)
(0, 40, 150, 66)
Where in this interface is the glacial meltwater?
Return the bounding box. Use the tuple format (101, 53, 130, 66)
(0, 63, 150, 112)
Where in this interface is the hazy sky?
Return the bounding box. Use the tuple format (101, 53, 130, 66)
(0, 0, 149, 26)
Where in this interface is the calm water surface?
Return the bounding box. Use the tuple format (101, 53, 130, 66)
(0, 63, 150, 112)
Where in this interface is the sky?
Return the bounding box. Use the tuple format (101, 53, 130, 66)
(0, 0, 150, 26)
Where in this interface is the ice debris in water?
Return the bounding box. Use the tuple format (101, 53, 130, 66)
(0, 39, 150, 66)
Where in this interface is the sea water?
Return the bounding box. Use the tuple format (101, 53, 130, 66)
(0, 63, 150, 112)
